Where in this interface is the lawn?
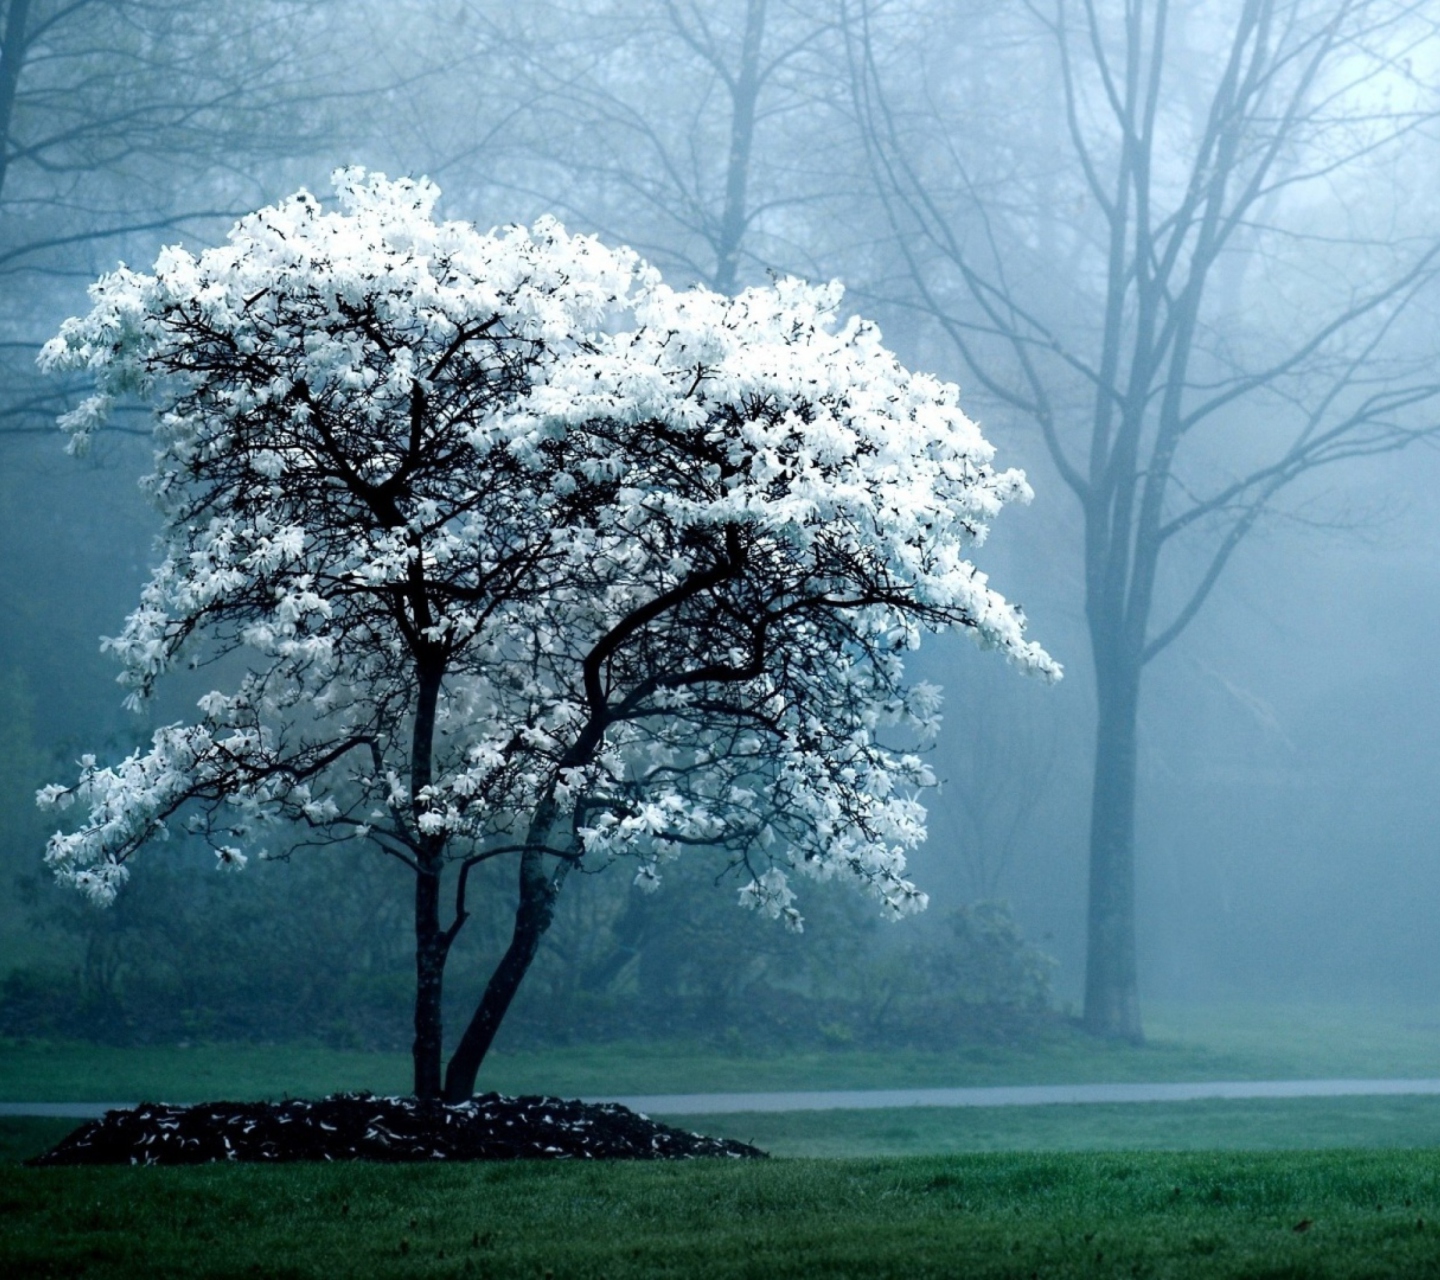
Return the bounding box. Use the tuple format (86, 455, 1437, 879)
(15, 1093, 1440, 1166)
(5, 1008, 1440, 1275)
(690, 1095, 1440, 1157)
(4, 1001, 1439, 1105)
(3, 1145, 1440, 1277)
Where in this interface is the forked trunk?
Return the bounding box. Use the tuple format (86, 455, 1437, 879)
(443, 839, 572, 1102)
(1082, 650, 1144, 1041)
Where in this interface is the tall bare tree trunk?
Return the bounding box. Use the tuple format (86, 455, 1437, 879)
(848, 0, 1440, 1051)
(1082, 645, 1143, 1040)
(711, 0, 766, 294)
(0, 0, 32, 200)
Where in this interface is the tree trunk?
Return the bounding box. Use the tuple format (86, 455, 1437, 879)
(710, 0, 765, 294)
(443, 839, 571, 1102)
(409, 662, 447, 1099)
(0, 0, 32, 201)
(412, 862, 446, 1099)
(1081, 647, 1143, 1041)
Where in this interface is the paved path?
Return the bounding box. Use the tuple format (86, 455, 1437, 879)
(7, 1078, 1440, 1119)
(599, 1078, 1440, 1116)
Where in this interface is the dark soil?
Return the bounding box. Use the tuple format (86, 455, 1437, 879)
(26, 1092, 767, 1165)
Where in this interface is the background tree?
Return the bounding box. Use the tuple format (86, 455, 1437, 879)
(39, 171, 1055, 1100)
(849, 0, 1440, 1037)
(0, 0, 346, 438)
(376, 0, 849, 294)
(0, 0, 385, 1009)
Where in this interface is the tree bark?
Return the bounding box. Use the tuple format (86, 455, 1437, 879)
(443, 832, 571, 1102)
(711, 0, 765, 295)
(438, 541, 747, 1098)
(1081, 645, 1143, 1041)
(0, 0, 32, 201)
(409, 662, 447, 1099)
(412, 863, 447, 1099)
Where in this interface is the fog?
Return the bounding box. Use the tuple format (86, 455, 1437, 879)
(929, 438, 1440, 1008)
(2, 0, 1439, 1062)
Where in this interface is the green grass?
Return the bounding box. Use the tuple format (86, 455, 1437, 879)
(15, 1095, 1440, 1167)
(4, 1002, 1440, 1105)
(13, 1095, 1440, 1168)
(6, 1004, 1440, 1167)
(681, 1096, 1440, 1158)
(4, 1146, 1440, 1277)
(1148, 1002, 1440, 1081)
(5, 1011, 1440, 1278)
(0, 1117, 75, 1164)
(0, 1040, 416, 1104)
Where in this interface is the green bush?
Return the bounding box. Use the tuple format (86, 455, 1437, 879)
(1, 836, 1057, 1052)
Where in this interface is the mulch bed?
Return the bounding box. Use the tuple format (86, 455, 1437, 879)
(26, 1092, 767, 1165)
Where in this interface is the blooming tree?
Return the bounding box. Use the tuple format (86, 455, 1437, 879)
(38, 170, 1057, 1101)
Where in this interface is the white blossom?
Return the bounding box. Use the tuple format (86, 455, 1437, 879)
(36, 168, 1056, 938)
(214, 846, 248, 872)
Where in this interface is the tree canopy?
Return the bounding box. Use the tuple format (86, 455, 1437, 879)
(37, 170, 1055, 1096)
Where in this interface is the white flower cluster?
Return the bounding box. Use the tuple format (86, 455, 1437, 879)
(38, 169, 1057, 923)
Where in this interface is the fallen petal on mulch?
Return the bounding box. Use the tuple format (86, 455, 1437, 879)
(26, 1092, 766, 1165)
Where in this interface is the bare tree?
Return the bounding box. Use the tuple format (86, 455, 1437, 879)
(380, 0, 849, 293)
(0, 0, 353, 437)
(850, 0, 1440, 1037)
